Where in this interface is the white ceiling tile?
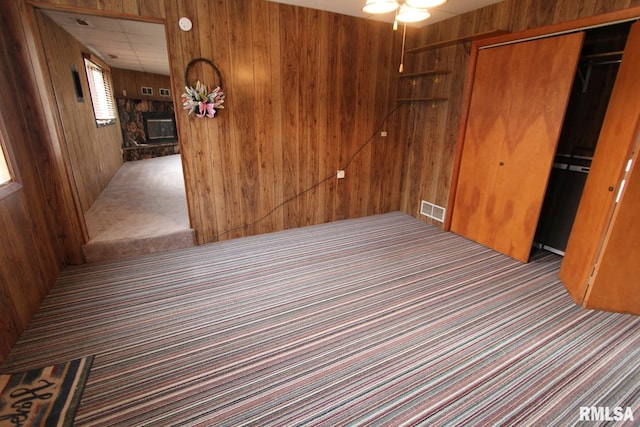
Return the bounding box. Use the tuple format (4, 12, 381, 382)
(89, 41, 134, 52)
(126, 34, 167, 46)
(119, 20, 164, 36)
(133, 49, 168, 58)
(64, 26, 129, 43)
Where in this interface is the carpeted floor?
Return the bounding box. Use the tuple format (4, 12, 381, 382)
(82, 154, 195, 262)
(3, 212, 639, 425)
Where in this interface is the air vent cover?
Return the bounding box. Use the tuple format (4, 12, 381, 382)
(420, 200, 446, 222)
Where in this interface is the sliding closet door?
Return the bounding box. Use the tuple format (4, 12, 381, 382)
(451, 33, 584, 262)
(585, 132, 640, 314)
(560, 21, 640, 308)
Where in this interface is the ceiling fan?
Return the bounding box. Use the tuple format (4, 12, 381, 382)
(362, 0, 447, 23)
(362, 0, 448, 72)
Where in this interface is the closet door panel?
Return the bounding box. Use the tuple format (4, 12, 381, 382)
(560, 21, 640, 306)
(585, 137, 640, 314)
(451, 33, 584, 262)
(449, 42, 512, 246)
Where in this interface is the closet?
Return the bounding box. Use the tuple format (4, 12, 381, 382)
(534, 22, 631, 255)
(560, 20, 640, 314)
(450, 19, 640, 314)
(450, 32, 584, 263)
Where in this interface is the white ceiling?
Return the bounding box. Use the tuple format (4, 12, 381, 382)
(42, 0, 503, 76)
(267, 0, 504, 26)
(42, 9, 170, 76)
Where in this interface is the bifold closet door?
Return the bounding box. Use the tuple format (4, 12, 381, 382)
(451, 32, 584, 262)
(560, 21, 640, 312)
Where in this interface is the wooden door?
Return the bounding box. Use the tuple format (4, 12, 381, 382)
(451, 33, 584, 262)
(585, 128, 640, 314)
(560, 21, 640, 308)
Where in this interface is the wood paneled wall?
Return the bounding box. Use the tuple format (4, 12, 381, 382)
(166, 1, 402, 242)
(0, 1, 85, 361)
(36, 11, 123, 214)
(111, 68, 172, 101)
(398, 0, 640, 226)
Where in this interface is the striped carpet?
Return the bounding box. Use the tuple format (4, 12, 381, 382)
(2, 212, 639, 426)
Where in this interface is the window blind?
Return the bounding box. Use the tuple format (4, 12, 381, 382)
(84, 59, 116, 125)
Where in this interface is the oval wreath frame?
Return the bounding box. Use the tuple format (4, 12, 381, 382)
(182, 57, 225, 118)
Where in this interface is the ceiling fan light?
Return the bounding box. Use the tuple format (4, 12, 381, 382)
(396, 5, 431, 23)
(362, 0, 399, 14)
(405, 0, 447, 8)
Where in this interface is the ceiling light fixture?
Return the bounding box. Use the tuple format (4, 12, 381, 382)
(362, 0, 440, 23)
(396, 4, 430, 23)
(361, 0, 445, 72)
(362, 0, 399, 14)
(405, 0, 447, 8)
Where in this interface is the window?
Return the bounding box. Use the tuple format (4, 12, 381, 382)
(0, 128, 20, 199)
(0, 147, 10, 186)
(84, 57, 117, 126)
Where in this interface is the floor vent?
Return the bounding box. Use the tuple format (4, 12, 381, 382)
(420, 200, 446, 222)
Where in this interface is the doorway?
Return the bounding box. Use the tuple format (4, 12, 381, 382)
(34, 8, 194, 262)
(533, 22, 632, 256)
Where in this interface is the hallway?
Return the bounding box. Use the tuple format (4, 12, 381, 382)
(82, 154, 195, 262)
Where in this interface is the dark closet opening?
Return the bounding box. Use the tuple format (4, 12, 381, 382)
(533, 22, 632, 256)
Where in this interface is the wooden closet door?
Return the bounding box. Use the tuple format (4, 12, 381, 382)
(560, 21, 640, 308)
(585, 129, 640, 314)
(451, 33, 584, 262)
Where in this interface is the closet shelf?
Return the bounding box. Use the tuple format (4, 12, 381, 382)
(405, 29, 510, 54)
(398, 70, 451, 78)
(580, 50, 624, 62)
(396, 97, 448, 103)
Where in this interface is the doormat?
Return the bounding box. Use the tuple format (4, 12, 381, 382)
(0, 355, 93, 426)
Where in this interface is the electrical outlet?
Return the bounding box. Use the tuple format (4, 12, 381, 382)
(381, 131, 388, 137)
(337, 170, 345, 179)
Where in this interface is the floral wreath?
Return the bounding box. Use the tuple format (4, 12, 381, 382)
(182, 58, 225, 118)
(182, 81, 225, 118)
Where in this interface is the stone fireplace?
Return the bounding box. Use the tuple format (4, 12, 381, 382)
(117, 98, 180, 161)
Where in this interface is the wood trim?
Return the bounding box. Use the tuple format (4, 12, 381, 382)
(0, 182, 23, 200)
(443, 38, 480, 232)
(404, 29, 510, 53)
(26, 0, 166, 24)
(21, 2, 89, 254)
(82, 52, 111, 71)
(473, 7, 640, 49)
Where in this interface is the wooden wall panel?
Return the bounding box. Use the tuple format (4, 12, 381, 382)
(111, 68, 171, 101)
(161, 0, 400, 243)
(0, 1, 83, 362)
(398, 0, 640, 228)
(32, 0, 165, 18)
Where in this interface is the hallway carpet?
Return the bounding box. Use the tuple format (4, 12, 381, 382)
(82, 154, 195, 262)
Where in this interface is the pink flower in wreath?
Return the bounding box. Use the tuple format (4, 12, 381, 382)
(196, 102, 216, 118)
